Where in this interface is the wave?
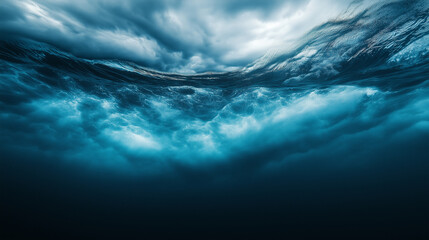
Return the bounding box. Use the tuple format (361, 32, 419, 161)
(1, 1, 428, 87)
(0, 0, 428, 174)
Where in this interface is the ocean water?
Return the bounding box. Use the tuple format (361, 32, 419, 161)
(1, 0, 428, 238)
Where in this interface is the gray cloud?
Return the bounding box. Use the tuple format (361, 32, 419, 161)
(0, 0, 363, 73)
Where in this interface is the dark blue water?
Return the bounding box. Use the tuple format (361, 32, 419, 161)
(1, 1, 428, 239)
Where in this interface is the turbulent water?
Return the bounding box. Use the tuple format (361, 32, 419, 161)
(1, 0, 428, 172)
(1, 0, 428, 238)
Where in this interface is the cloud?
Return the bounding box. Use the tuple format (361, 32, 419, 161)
(0, 0, 364, 73)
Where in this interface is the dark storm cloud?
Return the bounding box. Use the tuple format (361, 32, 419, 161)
(0, 0, 359, 72)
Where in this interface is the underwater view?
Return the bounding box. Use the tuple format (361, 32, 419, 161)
(1, 0, 428, 239)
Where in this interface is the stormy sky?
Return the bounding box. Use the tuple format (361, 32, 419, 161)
(0, 0, 366, 73)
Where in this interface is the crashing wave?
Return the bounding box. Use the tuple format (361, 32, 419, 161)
(0, 0, 428, 172)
